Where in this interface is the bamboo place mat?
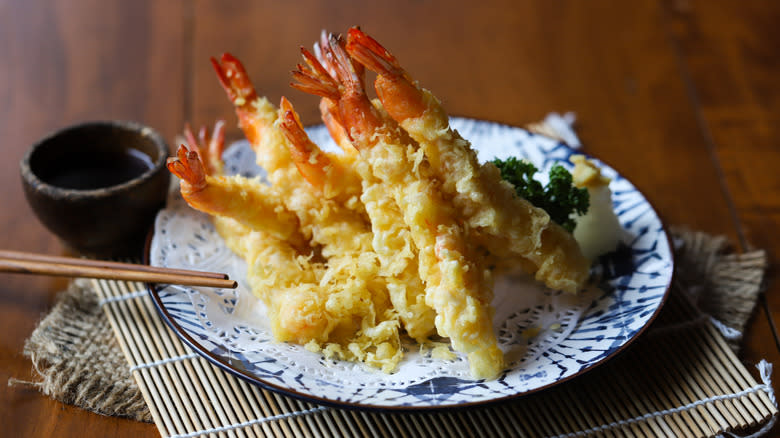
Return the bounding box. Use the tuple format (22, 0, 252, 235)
(87, 247, 777, 437)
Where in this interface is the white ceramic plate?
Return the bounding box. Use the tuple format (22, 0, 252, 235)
(148, 118, 672, 410)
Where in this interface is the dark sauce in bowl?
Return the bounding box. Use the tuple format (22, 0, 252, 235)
(21, 120, 171, 257)
(41, 148, 154, 190)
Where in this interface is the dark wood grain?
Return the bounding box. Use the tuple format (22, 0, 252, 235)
(1, 1, 183, 436)
(664, 0, 780, 398)
(2, 0, 777, 436)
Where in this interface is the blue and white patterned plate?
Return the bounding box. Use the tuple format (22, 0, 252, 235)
(148, 118, 672, 410)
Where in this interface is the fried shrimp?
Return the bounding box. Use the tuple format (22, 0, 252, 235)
(180, 120, 257, 252)
(167, 144, 305, 248)
(172, 131, 310, 336)
(293, 35, 503, 379)
(278, 96, 362, 203)
(346, 28, 589, 293)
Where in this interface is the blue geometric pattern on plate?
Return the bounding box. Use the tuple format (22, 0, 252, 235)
(149, 118, 672, 410)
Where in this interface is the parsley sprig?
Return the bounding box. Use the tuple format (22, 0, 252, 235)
(492, 157, 589, 232)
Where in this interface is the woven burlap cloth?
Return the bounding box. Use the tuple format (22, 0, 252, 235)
(12, 227, 768, 423)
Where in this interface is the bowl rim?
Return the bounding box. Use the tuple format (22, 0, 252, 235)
(20, 120, 169, 201)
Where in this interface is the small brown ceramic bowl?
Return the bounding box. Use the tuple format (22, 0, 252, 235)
(20, 120, 170, 258)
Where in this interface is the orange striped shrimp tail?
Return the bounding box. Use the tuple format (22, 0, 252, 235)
(290, 47, 340, 101)
(345, 28, 428, 122)
(278, 97, 331, 191)
(345, 27, 408, 80)
(210, 53, 258, 107)
(183, 120, 226, 176)
(167, 145, 207, 192)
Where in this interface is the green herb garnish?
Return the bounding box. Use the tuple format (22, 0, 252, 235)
(492, 157, 589, 232)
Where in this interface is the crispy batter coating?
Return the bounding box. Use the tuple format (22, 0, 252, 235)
(346, 27, 589, 294)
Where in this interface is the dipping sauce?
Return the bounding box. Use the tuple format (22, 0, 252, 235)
(40, 148, 154, 190)
(21, 120, 171, 257)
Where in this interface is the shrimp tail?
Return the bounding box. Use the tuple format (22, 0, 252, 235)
(209, 119, 227, 161)
(278, 96, 331, 190)
(211, 53, 258, 107)
(167, 145, 207, 192)
(278, 97, 308, 148)
(211, 53, 269, 146)
(183, 123, 200, 153)
(345, 27, 428, 123)
(317, 31, 365, 84)
(322, 32, 365, 95)
(319, 98, 356, 153)
(306, 32, 360, 153)
(345, 27, 407, 80)
(183, 123, 205, 163)
(183, 120, 226, 176)
(313, 31, 335, 77)
(290, 47, 340, 101)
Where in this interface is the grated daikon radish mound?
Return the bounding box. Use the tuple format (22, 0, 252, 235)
(571, 155, 626, 260)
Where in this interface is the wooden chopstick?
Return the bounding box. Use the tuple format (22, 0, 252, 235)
(0, 250, 237, 289)
(0, 249, 228, 279)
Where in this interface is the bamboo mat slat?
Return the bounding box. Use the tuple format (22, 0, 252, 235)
(91, 278, 777, 438)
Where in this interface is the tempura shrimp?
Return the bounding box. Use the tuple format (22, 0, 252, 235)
(174, 128, 321, 339)
(180, 120, 256, 254)
(278, 97, 362, 202)
(304, 36, 436, 341)
(167, 144, 305, 248)
(293, 35, 503, 379)
(211, 53, 302, 195)
(345, 27, 589, 293)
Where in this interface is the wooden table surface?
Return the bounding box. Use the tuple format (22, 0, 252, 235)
(2, 1, 778, 436)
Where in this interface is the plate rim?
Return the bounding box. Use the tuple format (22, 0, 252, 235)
(144, 118, 674, 412)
